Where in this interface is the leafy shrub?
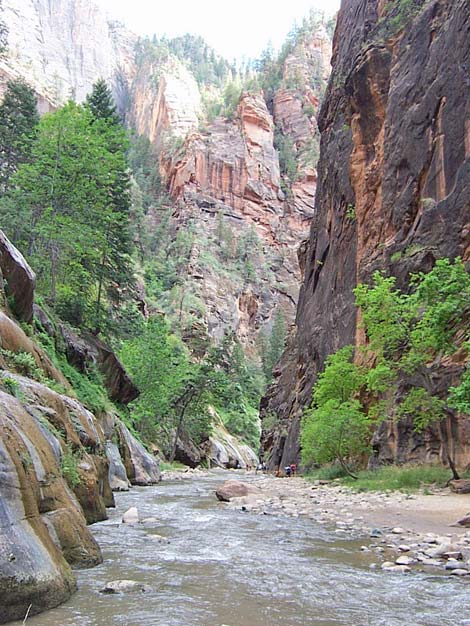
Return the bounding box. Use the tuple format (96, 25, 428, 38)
(1, 376, 22, 398)
(60, 445, 81, 487)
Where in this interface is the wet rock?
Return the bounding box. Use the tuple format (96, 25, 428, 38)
(395, 556, 414, 566)
(105, 441, 130, 492)
(117, 421, 161, 485)
(100, 580, 151, 594)
(215, 480, 262, 502)
(141, 517, 158, 525)
(445, 560, 465, 571)
(425, 544, 459, 558)
(122, 507, 139, 524)
(443, 551, 463, 561)
(398, 545, 411, 552)
(455, 515, 470, 528)
(389, 565, 411, 574)
(148, 534, 170, 544)
(450, 569, 469, 576)
(370, 528, 383, 538)
(0, 229, 36, 323)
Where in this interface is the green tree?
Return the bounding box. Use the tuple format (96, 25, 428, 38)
(0, 79, 39, 191)
(85, 80, 134, 329)
(353, 258, 470, 478)
(262, 309, 287, 380)
(2, 101, 132, 329)
(120, 315, 212, 455)
(301, 346, 369, 477)
(85, 78, 121, 123)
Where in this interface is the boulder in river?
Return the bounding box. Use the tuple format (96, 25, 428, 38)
(122, 507, 139, 524)
(215, 480, 263, 502)
(100, 580, 151, 594)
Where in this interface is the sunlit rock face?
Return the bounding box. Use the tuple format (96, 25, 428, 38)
(154, 27, 332, 351)
(0, 0, 135, 110)
(260, 0, 470, 470)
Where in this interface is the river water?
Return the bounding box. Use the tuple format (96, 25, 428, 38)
(17, 471, 470, 626)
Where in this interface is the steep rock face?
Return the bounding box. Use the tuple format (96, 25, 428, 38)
(261, 0, 470, 469)
(0, 233, 159, 620)
(0, 230, 35, 323)
(0, 0, 135, 109)
(158, 90, 318, 348)
(129, 57, 202, 144)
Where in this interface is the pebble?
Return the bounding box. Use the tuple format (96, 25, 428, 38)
(398, 545, 411, 552)
(450, 569, 469, 576)
(445, 560, 465, 571)
(391, 527, 405, 535)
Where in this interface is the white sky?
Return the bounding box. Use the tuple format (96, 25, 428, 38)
(98, 0, 341, 61)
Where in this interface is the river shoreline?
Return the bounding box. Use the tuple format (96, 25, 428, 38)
(166, 468, 470, 577)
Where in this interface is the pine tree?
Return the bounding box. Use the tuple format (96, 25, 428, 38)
(85, 78, 120, 123)
(85, 80, 134, 327)
(0, 79, 39, 191)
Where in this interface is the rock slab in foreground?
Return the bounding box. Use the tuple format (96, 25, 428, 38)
(215, 480, 262, 502)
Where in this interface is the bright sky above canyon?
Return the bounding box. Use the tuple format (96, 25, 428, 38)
(98, 0, 341, 61)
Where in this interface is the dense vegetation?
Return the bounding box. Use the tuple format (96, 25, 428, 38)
(0, 9, 333, 461)
(301, 259, 470, 477)
(0, 78, 266, 456)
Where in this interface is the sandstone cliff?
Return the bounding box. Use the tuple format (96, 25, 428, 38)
(261, 0, 470, 470)
(0, 231, 160, 623)
(0, 0, 135, 110)
(142, 29, 332, 352)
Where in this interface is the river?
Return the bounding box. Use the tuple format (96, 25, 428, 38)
(15, 471, 470, 626)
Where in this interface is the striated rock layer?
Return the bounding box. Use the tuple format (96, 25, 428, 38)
(0, 232, 160, 622)
(0, 0, 135, 110)
(261, 0, 470, 470)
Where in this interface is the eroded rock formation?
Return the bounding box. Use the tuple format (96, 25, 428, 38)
(261, 0, 470, 470)
(0, 232, 160, 622)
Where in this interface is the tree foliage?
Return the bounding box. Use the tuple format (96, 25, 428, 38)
(301, 259, 470, 477)
(0, 96, 133, 330)
(0, 79, 39, 191)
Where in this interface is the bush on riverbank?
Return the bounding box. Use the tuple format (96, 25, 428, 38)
(306, 464, 466, 492)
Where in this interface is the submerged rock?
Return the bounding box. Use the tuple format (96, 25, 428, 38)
(100, 580, 151, 594)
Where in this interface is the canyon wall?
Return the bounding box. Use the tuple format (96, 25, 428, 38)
(131, 30, 332, 350)
(0, 0, 135, 111)
(261, 0, 470, 469)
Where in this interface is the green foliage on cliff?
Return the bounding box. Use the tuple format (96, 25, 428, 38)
(301, 259, 470, 476)
(120, 317, 262, 451)
(0, 79, 39, 191)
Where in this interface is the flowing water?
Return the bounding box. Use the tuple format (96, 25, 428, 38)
(16, 471, 470, 626)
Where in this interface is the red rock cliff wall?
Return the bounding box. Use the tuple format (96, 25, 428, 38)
(261, 0, 470, 470)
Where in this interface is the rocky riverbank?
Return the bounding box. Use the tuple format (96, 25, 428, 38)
(216, 473, 470, 578)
